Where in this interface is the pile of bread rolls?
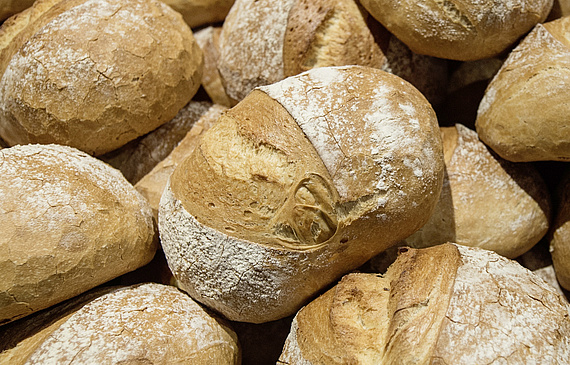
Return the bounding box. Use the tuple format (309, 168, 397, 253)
(0, 0, 569, 364)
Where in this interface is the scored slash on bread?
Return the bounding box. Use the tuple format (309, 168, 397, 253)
(159, 65, 445, 323)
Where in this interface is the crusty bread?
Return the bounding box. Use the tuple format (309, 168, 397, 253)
(0, 283, 240, 364)
(100, 101, 213, 184)
(0, 0, 36, 22)
(404, 124, 551, 258)
(135, 103, 226, 218)
(161, 0, 234, 29)
(476, 16, 570, 162)
(279, 244, 570, 364)
(0, 0, 203, 155)
(359, 0, 552, 61)
(0, 144, 157, 325)
(159, 66, 444, 323)
(218, 0, 386, 102)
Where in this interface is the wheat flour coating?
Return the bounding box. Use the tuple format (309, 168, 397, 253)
(278, 244, 570, 364)
(159, 65, 444, 323)
(0, 283, 240, 364)
(476, 16, 570, 162)
(404, 124, 551, 258)
(359, 0, 552, 61)
(0, 144, 157, 325)
(0, 0, 203, 155)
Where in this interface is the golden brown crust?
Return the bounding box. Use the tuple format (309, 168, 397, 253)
(0, 0, 36, 23)
(0, 144, 157, 325)
(359, 0, 552, 61)
(161, 0, 235, 28)
(476, 18, 570, 162)
(405, 124, 551, 258)
(283, 0, 386, 77)
(0, 0, 203, 155)
(551, 172, 570, 290)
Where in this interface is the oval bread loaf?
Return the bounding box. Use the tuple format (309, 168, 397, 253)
(0, 283, 240, 364)
(359, 0, 553, 61)
(0, 0, 203, 155)
(476, 16, 570, 162)
(405, 124, 551, 258)
(279, 244, 570, 364)
(159, 65, 444, 323)
(0, 144, 157, 325)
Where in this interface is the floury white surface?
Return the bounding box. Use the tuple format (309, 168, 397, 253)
(158, 66, 444, 322)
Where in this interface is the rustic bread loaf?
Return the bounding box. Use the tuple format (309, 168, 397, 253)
(135, 103, 226, 218)
(218, 0, 387, 102)
(0, 144, 157, 325)
(161, 0, 234, 29)
(159, 66, 444, 323)
(551, 172, 570, 290)
(0, 0, 203, 155)
(476, 16, 570, 162)
(359, 0, 552, 61)
(404, 124, 551, 258)
(279, 243, 570, 364)
(0, 283, 240, 364)
(193, 26, 233, 106)
(100, 101, 213, 184)
(0, 0, 35, 22)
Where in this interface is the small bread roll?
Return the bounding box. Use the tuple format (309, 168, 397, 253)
(0, 283, 241, 364)
(279, 244, 570, 364)
(405, 124, 551, 258)
(159, 66, 444, 323)
(135, 103, 226, 218)
(551, 173, 570, 290)
(359, 0, 552, 61)
(0, 0, 203, 155)
(101, 101, 214, 184)
(476, 16, 570, 162)
(0, 144, 157, 325)
(0, 0, 35, 22)
(161, 0, 234, 29)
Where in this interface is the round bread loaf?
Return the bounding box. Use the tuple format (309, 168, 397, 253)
(359, 0, 552, 61)
(0, 283, 240, 364)
(161, 0, 234, 29)
(0, 0, 203, 155)
(279, 244, 570, 364)
(0, 144, 157, 325)
(476, 16, 570, 162)
(404, 124, 551, 258)
(551, 172, 570, 290)
(0, 0, 35, 22)
(159, 65, 444, 323)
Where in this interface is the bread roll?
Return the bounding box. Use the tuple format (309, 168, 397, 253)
(0, 144, 157, 325)
(135, 103, 226, 218)
(161, 0, 234, 29)
(405, 124, 551, 258)
(0, 0, 203, 155)
(159, 66, 444, 323)
(100, 101, 213, 184)
(218, 0, 386, 102)
(0, 283, 240, 364)
(279, 243, 570, 364)
(0, 0, 35, 22)
(476, 16, 570, 162)
(359, 0, 552, 61)
(551, 173, 570, 290)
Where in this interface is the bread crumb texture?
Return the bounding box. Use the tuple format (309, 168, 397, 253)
(0, 0, 202, 155)
(0, 144, 156, 325)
